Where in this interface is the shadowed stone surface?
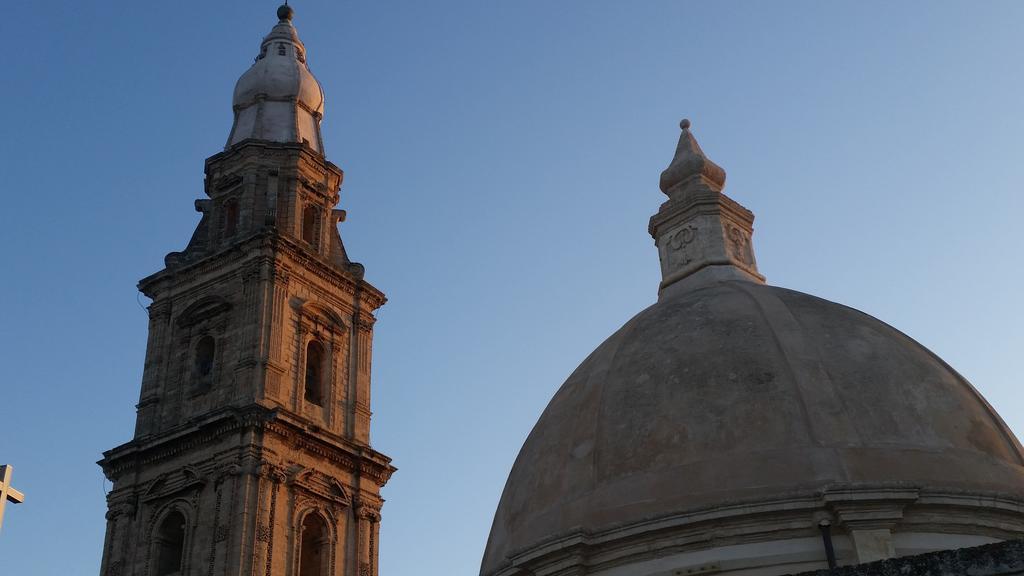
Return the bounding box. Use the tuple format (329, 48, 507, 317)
(791, 539, 1024, 576)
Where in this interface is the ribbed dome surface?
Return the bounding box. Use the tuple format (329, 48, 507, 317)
(231, 25, 324, 115)
(226, 11, 326, 153)
(481, 280, 1024, 575)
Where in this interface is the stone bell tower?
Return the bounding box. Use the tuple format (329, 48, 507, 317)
(98, 6, 394, 576)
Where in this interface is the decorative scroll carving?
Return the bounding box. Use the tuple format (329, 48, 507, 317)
(728, 225, 751, 265)
(215, 464, 241, 486)
(667, 225, 698, 267)
(356, 504, 381, 522)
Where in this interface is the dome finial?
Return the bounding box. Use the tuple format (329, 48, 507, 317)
(277, 3, 294, 22)
(659, 118, 725, 197)
(649, 118, 763, 295)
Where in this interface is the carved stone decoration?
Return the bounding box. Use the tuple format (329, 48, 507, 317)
(648, 120, 765, 293)
(728, 225, 751, 265)
(215, 463, 241, 486)
(256, 522, 272, 543)
(356, 504, 381, 522)
(666, 224, 698, 269)
(292, 468, 351, 508)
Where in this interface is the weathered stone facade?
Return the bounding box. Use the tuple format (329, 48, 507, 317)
(98, 8, 392, 576)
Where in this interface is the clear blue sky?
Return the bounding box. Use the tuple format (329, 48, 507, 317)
(2, 1, 1023, 574)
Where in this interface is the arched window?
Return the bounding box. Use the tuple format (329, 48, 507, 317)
(223, 199, 239, 238)
(194, 336, 215, 390)
(304, 340, 324, 406)
(299, 513, 328, 576)
(154, 511, 186, 576)
(302, 205, 318, 248)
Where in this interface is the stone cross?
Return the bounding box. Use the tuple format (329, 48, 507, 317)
(0, 464, 25, 533)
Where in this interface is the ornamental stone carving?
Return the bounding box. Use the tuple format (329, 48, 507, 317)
(649, 121, 764, 293)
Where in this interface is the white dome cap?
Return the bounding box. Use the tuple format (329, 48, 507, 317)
(226, 5, 326, 153)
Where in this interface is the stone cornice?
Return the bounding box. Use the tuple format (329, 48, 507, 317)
(648, 189, 754, 239)
(204, 139, 342, 184)
(486, 486, 1024, 576)
(99, 405, 395, 488)
(138, 231, 386, 311)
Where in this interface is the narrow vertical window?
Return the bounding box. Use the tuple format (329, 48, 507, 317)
(302, 205, 318, 247)
(154, 511, 186, 576)
(299, 514, 327, 576)
(223, 199, 239, 238)
(194, 336, 215, 391)
(305, 340, 324, 405)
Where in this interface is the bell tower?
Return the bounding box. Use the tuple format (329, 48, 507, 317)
(98, 6, 394, 576)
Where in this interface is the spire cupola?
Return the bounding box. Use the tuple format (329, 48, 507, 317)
(649, 119, 764, 297)
(227, 4, 326, 153)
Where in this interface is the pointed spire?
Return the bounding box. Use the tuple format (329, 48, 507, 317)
(649, 119, 764, 298)
(659, 119, 727, 198)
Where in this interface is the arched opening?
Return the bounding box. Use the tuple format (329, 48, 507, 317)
(299, 513, 328, 576)
(302, 205, 318, 248)
(194, 335, 215, 390)
(304, 340, 325, 406)
(223, 199, 239, 238)
(154, 511, 186, 576)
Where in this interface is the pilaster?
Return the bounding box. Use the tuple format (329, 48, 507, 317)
(824, 487, 919, 563)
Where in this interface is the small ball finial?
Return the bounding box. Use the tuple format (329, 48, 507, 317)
(680, 118, 691, 130)
(277, 4, 294, 22)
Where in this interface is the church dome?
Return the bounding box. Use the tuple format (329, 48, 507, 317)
(481, 122, 1024, 576)
(226, 6, 326, 153)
